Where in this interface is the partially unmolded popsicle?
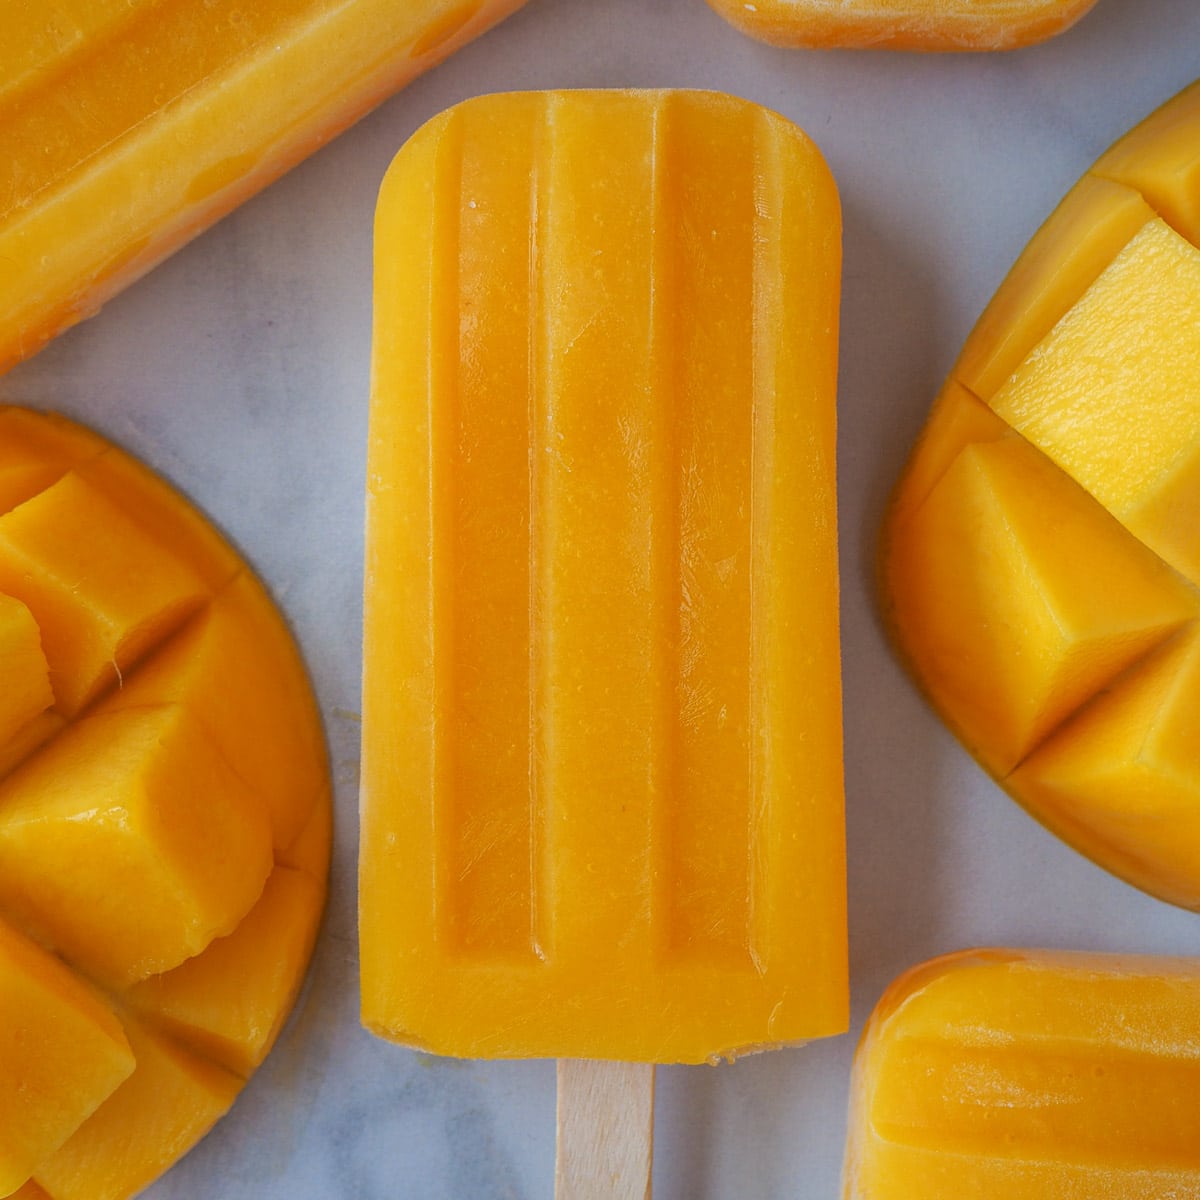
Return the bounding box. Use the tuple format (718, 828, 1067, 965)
(844, 949, 1200, 1197)
(360, 89, 847, 1064)
(0, 0, 530, 373)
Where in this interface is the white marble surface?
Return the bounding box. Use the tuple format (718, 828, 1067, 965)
(4, 1, 1200, 1196)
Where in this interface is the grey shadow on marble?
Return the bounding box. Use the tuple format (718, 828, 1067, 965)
(836, 192, 963, 1016)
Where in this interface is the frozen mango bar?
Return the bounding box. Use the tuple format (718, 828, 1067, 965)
(360, 90, 847, 1063)
(881, 81, 1200, 908)
(0, 407, 330, 1198)
(844, 949, 1200, 1197)
(705, 0, 1100, 51)
(0, 0, 530, 373)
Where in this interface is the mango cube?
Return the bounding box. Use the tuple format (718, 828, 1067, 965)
(992, 218, 1200, 585)
(1012, 632, 1200, 908)
(32, 1015, 242, 1200)
(0, 471, 208, 716)
(886, 433, 1194, 776)
(882, 79, 1200, 907)
(953, 175, 1154, 400)
(124, 866, 325, 1077)
(0, 594, 52, 747)
(0, 704, 273, 987)
(0, 408, 106, 517)
(1092, 79, 1200, 244)
(103, 573, 327, 852)
(0, 917, 134, 1195)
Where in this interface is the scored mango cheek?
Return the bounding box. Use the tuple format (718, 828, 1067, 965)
(881, 79, 1200, 909)
(0, 407, 329, 1198)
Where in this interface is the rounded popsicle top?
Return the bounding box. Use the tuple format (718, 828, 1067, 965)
(704, 0, 1101, 52)
(374, 89, 841, 245)
(362, 88, 846, 1063)
(880, 79, 1200, 910)
(0, 406, 329, 1198)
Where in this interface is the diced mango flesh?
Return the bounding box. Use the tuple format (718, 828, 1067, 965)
(953, 175, 1154, 401)
(0, 711, 63, 780)
(1012, 632, 1200, 909)
(0, 407, 329, 1197)
(0, 409, 106, 516)
(0, 594, 52, 747)
(882, 80, 1200, 907)
(124, 867, 324, 1077)
(885, 433, 1195, 776)
(880, 382, 1009, 529)
(704, 0, 1100, 52)
(0, 918, 134, 1195)
(32, 1015, 242, 1200)
(103, 573, 326, 852)
(992, 218, 1200, 585)
(1092, 79, 1200, 245)
(0, 472, 208, 717)
(0, 704, 274, 986)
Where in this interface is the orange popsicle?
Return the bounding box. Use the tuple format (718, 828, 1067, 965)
(0, 0, 529, 374)
(704, 0, 1100, 51)
(844, 949, 1200, 1198)
(360, 90, 847, 1067)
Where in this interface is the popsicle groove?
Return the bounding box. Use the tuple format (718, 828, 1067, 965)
(429, 107, 464, 954)
(661, 95, 758, 967)
(0, 0, 154, 110)
(747, 108, 781, 974)
(441, 103, 546, 961)
(873, 1038, 1200, 1171)
(528, 98, 550, 965)
(534, 95, 666, 968)
(648, 95, 684, 966)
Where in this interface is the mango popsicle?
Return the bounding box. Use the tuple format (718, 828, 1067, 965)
(704, 0, 1100, 51)
(360, 90, 847, 1065)
(844, 948, 1200, 1198)
(0, 0, 530, 374)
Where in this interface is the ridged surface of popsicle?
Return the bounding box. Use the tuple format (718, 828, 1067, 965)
(844, 949, 1200, 1197)
(361, 89, 846, 1063)
(0, 0, 529, 373)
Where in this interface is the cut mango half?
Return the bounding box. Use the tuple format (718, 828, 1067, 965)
(0, 407, 329, 1198)
(881, 79, 1200, 908)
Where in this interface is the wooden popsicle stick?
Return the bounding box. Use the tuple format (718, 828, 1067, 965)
(555, 1059, 655, 1200)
